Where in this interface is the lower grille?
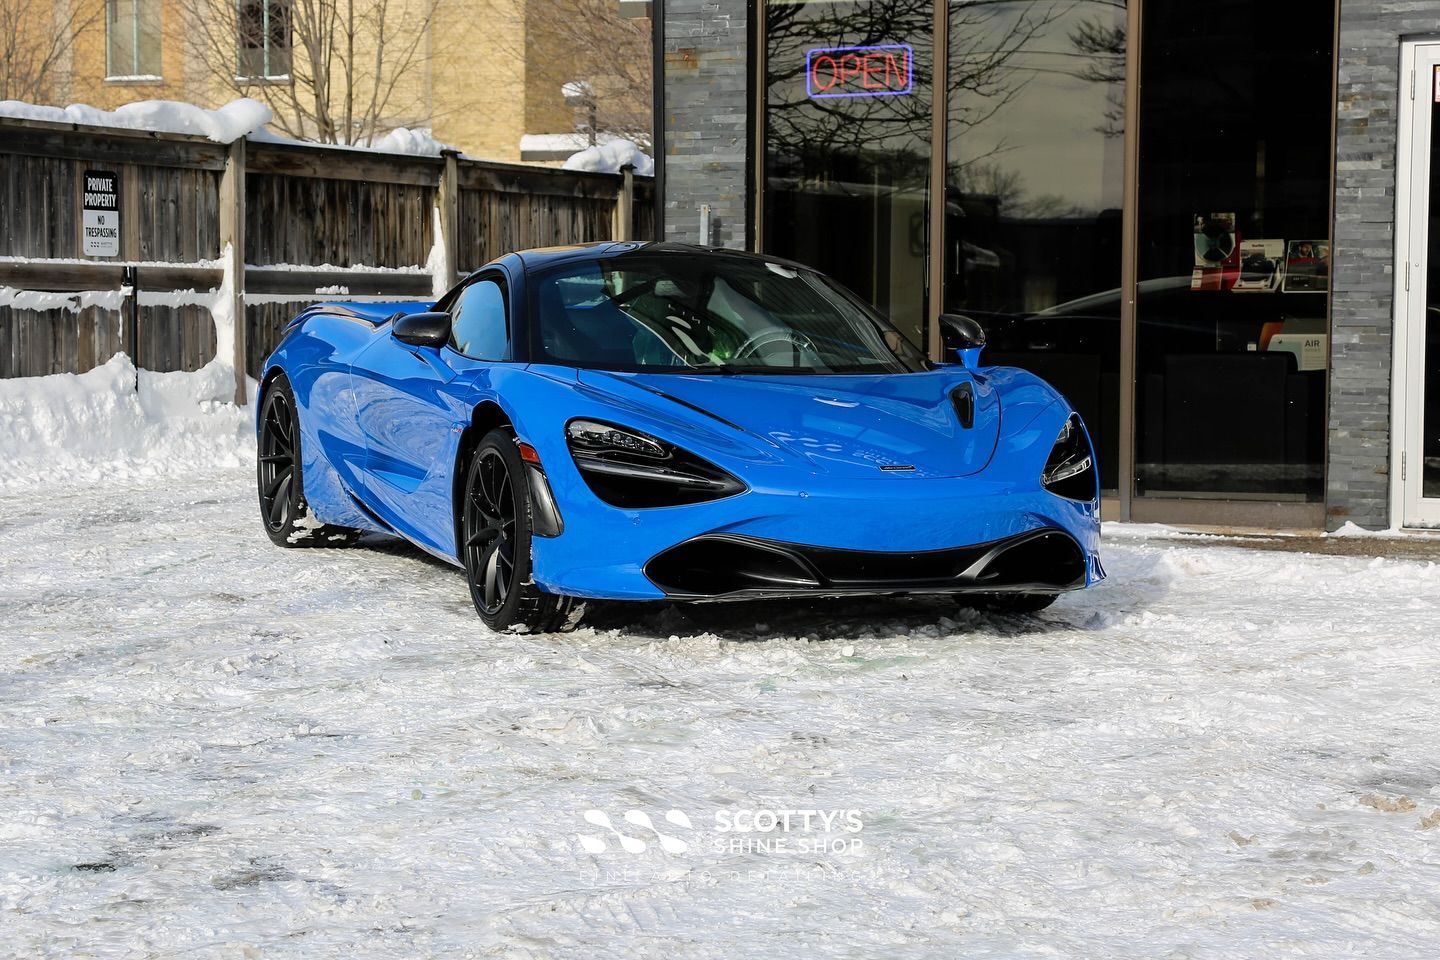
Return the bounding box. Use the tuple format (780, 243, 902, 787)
(644, 528, 1088, 600)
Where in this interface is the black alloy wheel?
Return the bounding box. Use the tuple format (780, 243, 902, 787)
(462, 429, 578, 632)
(466, 446, 518, 616)
(256, 375, 358, 548)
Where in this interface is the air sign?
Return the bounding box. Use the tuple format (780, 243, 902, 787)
(806, 44, 913, 99)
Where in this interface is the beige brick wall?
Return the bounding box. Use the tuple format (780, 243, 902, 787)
(32, 0, 594, 160)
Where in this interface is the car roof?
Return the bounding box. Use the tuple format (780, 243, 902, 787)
(509, 241, 816, 275)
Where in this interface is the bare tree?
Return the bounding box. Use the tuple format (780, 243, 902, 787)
(953, 161, 1027, 210)
(173, 0, 443, 145)
(1069, 11, 1125, 137)
(503, 0, 652, 148)
(0, 0, 100, 102)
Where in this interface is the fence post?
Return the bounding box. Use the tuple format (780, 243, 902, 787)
(437, 149, 460, 289)
(617, 164, 635, 242)
(219, 137, 248, 405)
(121, 265, 139, 369)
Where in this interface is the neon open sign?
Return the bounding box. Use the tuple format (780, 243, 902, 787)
(806, 44, 914, 99)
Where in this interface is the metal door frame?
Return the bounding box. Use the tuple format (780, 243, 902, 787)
(1392, 40, 1440, 527)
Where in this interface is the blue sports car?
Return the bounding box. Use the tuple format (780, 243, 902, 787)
(256, 242, 1103, 631)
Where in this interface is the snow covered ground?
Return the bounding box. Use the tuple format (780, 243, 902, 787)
(3, 364, 1440, 958)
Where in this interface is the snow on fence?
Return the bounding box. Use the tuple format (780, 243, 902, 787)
(0, 117, 655, 400)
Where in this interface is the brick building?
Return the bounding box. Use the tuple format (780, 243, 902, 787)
(14, 0, 644, 162)
(653, 0, 1440, 532)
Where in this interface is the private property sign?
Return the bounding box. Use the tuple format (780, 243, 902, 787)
(806, 44, 913, 99)
(82, 170, 120, 257)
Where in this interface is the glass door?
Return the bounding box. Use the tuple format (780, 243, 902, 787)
(1132, 0, 1334, 504)
(1397, 44, 1440, 527)
(761, 0, 935, 349)
(940, 0, 1127, 495)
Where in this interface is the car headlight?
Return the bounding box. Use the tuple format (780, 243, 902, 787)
(566, 419, 745, 508)
(1040, 414, 1097, 502)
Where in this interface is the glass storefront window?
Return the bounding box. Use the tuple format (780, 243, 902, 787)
(763, 0, 935, 348)
(941, 0, 1127, 493)
(756, 0, 1338, 512)
(1134, 1, 1334, 502)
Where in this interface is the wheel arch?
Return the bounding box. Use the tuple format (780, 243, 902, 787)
(452, 399, 516, 560)
(255, 365, 286, 425)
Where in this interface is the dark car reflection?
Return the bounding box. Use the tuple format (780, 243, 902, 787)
(942, 277, 1331, 499)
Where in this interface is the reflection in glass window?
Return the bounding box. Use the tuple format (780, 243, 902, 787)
(238, 0, 293, 79)
(1428, 98, 1440, 500)
(1134, 0, 1334, 502)
(451, 279, 509, 361)
(942, 0, 1127, 493)
(763, 0, 934, 348)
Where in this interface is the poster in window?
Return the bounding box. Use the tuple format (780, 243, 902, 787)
(1193, 213, 1239, 268)
(1282, 240, 1330, 293)
(1232, 239, 1286, 292)
(1192, 212, 1240, 291)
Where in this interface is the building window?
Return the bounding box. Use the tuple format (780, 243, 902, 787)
(106, 0, 162, 80)
(238, 0, 292, 80)
(1132, 0, 1335, 502)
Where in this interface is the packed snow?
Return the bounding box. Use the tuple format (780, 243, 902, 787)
(0, 97, 454, 157)
(0, 355, 251, 492)
(0, 98, 273, 143)
(520, 132, 619, 155)
(248, 124, 454, 157)
(2, 359, 1440, 958)
(563, 138, 655, 176)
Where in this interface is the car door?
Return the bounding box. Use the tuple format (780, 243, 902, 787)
(351, 271, 513, 556)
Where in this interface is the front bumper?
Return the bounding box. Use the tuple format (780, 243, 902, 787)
(529, 468, 1102, 601)
(523, 385, 1102, 602)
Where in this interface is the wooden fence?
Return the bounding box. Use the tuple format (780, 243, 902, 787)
(0, 117, 656, 398)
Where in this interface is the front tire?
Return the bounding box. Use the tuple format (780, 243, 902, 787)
(462, 429, 579, 632)
(257, 375, 360, 548)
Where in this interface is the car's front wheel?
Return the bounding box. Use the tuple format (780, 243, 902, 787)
(462, 429, 579, 632)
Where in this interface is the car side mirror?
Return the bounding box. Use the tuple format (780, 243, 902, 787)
(939, 313, 986, 367)
(393, 311, 451, 348)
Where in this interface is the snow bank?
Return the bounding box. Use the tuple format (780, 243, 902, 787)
(0, 97, 451, 155)
(1325, 521, 1440, 539)
(248, 123, 453, 157)
(0, 355, 253, 490)
(563, 138, 654, 176)
(0, 98, 271, 143)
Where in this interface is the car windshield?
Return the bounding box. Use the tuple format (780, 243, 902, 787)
(529, 255, 930, 374)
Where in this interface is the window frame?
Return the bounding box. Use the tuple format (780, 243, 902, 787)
(235, 0, 293, 82)
(105, 0, 163, 81)
(446, 272, 513, 363)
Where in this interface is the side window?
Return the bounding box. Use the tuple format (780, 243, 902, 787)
(450, 278, 509, 361)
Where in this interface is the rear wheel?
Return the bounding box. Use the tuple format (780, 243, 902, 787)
(462, 429, 579, 632)
(959, 593, 1058, 615)
(257, 375, 360, 548)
